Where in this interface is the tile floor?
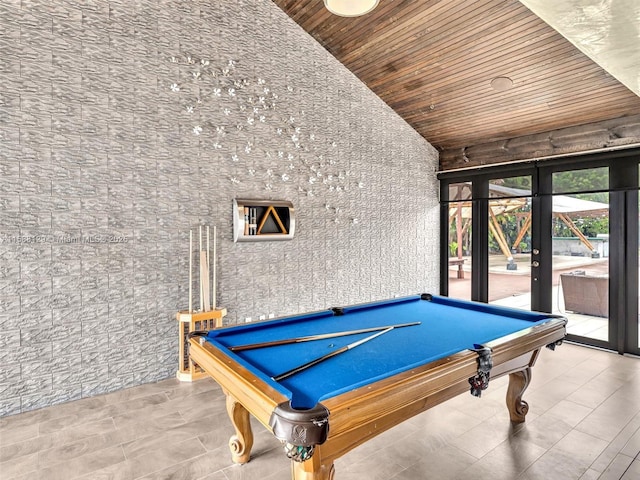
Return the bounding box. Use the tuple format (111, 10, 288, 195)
(0, 343, 639, 480)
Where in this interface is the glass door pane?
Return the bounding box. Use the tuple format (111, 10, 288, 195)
(447, 182, 471, 301)
(552, 168, 609, 341)
(487, 176, 532, 310)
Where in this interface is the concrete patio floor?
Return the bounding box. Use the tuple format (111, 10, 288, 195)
(448, 254, 614, 342)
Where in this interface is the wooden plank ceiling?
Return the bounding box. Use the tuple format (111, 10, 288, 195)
(272, 0, 640, 169)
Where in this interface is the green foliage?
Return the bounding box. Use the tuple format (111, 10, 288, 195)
(552, 168, 608, 194)
(489, 209, 532, 254)
(499, 176, 532, 190)
(455, 170, 610, 256)
(553, 216, 609, 238)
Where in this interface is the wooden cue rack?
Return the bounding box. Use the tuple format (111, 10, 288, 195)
(176, 308, 226, 381)
(176, 225, 226, 382)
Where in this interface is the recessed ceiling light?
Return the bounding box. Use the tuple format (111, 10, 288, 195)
(491, 76, 513, 91)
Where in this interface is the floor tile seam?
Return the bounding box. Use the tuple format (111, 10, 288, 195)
(471, 426, 549, 474)
(120, 419, 214, 460)
(124, 444, 175, 480)
(80, 391, 175, 426)
(133, 449, 226, 480)
(581, 435, 633, 477)
(562, 360, 614, 386)
(0, 452, 39, 479)
(0, 435, 47, 464)
(110, 405, 184, 431)
(522, 419, 588, 474)
(66, 447, 131, 480)
(576, 427, 620, 453)
(526, 370, 586, 395)
(544, 396, 596, 423)
(121, 429, 187, 462)
(35, 432, 126, 472)
(516, 442, 593, 480)
(36, 396, 122, 423)
(571, 382, 636, 442)
(123, 435, 212, 478)
(386, 464, 411, 480)
(590, 420, 640, 477)
(196, 434, 215, 459)
(42, 444, 128, 480)
(193, 447, 235, 480)
(619, 422, 640, 458)
(112, 408, 190, 440)
(37, 409, 122, 436)
(574, 412, 639, 445)
(610, 453, 638, 480)
(0, 425, 39, 448)
(35, 416, 120, 455)
(568, 351, 613, 375)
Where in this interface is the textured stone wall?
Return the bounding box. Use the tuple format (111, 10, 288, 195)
(0, 0, 439, 416)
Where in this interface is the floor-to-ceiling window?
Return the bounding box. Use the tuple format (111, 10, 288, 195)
(446, 182, 472, 301)
(551, 167, 609, 342)
(439, 149, 640, 355)
(487, 176, 532, 310)
(637, 171, 640, 349)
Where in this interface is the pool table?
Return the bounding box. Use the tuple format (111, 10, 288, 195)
(188, 294, 566, 480)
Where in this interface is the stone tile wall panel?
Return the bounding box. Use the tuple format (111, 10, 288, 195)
(0, 0, 439, 416)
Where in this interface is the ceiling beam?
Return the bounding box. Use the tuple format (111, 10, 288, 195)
(440, 114, 640, 170)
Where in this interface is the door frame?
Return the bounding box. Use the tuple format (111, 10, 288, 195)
(438, 148, 640, 355)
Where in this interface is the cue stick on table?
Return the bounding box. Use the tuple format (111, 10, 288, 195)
(272, 327, 394, 382)
(229, 321, 421, 352)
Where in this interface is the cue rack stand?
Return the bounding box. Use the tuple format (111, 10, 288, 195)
(176, 225, 227, 382)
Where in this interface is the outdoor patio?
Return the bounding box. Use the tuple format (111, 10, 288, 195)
(448, 254, 611, 341)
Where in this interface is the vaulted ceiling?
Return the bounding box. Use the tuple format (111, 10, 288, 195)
(273, 0, 640, 170)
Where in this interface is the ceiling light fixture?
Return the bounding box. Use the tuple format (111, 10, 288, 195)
(324, 0, 380, 17)
(491, 76, 514, 91)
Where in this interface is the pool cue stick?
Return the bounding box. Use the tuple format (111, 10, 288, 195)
(207, 225, 211, 311)
(230, 321, 420, 352)
(188, 230, 193, 313)
(201, 228, 210, 312)
(272, 327, 393, 382)
(203, 226, 211, 311)
(251, 207, 256, 234)
(212, 225, 217, 310)
(199, 226, 203, 311)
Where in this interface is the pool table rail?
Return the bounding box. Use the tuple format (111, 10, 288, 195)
(314, 316, 566, 467)
(188, 308, 566, 480)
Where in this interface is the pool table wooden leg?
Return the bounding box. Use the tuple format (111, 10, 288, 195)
(506, 367, 531, 423)
(291, 450, 335, 480)
(225, 393, 254, 464)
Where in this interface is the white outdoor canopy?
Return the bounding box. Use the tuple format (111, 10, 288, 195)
(448, 183, 609, 262)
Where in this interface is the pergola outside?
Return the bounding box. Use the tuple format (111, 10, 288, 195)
(448, 183, 609, 270)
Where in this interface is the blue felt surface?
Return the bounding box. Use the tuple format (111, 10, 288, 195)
(205, 295, 553, 409)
